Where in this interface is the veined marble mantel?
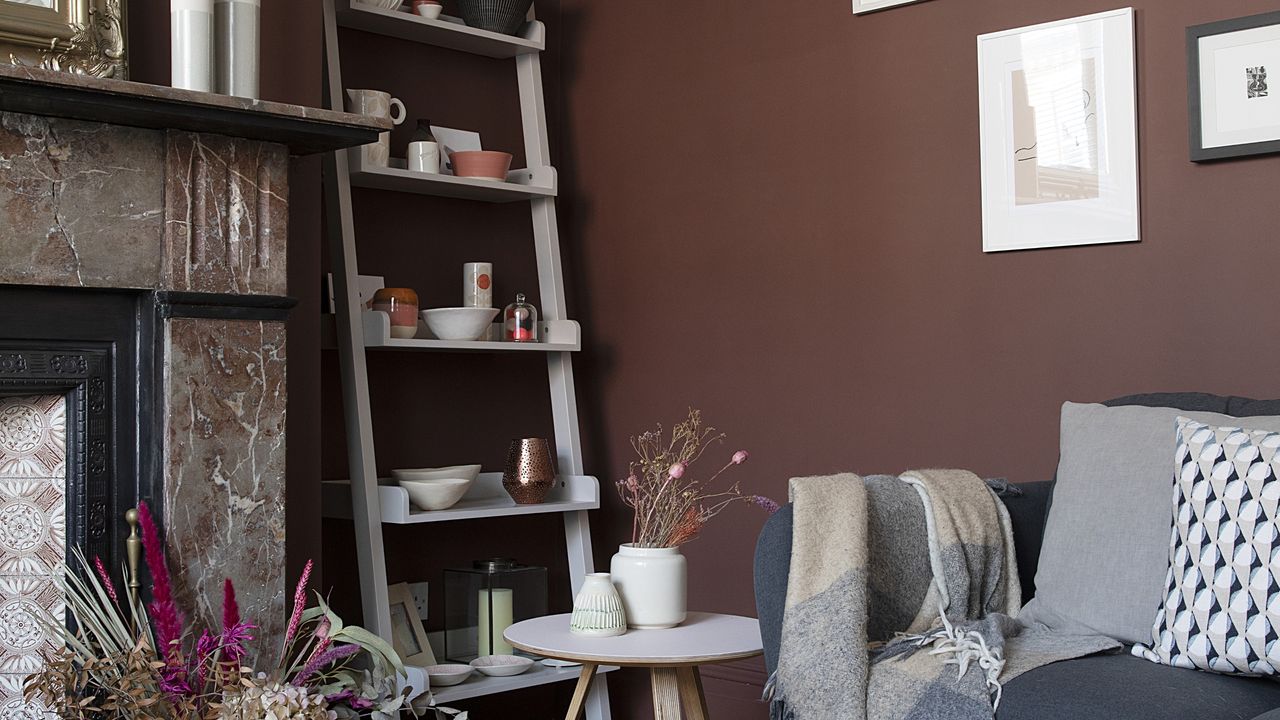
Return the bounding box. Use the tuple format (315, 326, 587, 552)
(0, 65, 383, 649)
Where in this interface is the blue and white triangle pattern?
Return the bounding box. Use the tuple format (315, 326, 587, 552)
(1133, 417, 1280, 676)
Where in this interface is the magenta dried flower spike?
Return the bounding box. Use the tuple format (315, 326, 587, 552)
(92, 556, 118, 604)
(284, 559, 314, 649)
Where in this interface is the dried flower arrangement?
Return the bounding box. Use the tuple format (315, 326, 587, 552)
(24, 502, 412, 720)
(615, 408, 779, 548)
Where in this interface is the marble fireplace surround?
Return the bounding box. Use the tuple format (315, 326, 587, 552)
(0, 65, 384, 647)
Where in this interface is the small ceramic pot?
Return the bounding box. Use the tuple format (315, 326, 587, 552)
(450, 150, 513, 180)
(570, 573, 627, 637)
(412, 0, 442, 18)
(502, 438, 555, 504)
(371, 287, 419, 339)
(609, 544, 687, 629)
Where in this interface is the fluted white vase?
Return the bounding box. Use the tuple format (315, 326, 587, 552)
(570, 573, 627, 637)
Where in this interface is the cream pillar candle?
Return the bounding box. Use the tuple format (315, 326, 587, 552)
(172, 0, 214, 91)
(215, 0, 260, 99)
(477, 588, 514, 656)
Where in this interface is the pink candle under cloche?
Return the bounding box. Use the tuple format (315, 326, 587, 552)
(371, 287, 419, 339)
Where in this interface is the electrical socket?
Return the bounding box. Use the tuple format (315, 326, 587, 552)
(409, 581, 429, 622)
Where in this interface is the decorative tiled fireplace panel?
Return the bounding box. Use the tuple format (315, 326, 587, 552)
(0, 394, 66, 715)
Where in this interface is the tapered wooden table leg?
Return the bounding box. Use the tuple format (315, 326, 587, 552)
(651, 667, 683, 719)
(677, 666, 709, 720)
(564, 663, 598, 720)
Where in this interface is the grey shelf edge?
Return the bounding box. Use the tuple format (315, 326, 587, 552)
(337, 0, 544, 58)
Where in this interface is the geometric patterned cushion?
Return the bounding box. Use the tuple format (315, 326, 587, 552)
(1133, 417, 1280, 676)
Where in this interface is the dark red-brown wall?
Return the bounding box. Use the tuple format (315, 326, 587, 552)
(558, 0, 1280, 717)
(125, 1, 1280, 718)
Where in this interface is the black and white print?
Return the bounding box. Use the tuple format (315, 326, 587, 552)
(1248, 66, 1269, 99)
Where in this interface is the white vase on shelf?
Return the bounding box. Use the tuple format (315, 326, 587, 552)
(570, 573, 626, 637)
(609, 544, 687, 629)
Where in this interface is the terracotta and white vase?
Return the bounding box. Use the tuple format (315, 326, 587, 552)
(609, 544, 687, 629)
(569, 573, 626, 637)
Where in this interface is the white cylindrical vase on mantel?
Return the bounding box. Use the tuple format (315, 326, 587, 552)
(215, 0, 260, 98)
(172, 0, 214, 92)
(609, 544, 687, 629)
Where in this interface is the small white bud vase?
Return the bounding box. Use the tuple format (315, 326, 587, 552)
(609, 544, 687, 629)
(569, 573, 627, 637)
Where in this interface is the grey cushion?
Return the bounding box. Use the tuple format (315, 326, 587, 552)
(998, 652, 1280, 720)
(1021, 402, 1280, 644)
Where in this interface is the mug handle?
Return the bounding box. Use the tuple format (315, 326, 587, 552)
(389, 98, 407, 126)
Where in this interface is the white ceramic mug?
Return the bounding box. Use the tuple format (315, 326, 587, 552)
(408, 141, 440, 174)
(346, 89, 406, 167)
(463, 262, 493, 308)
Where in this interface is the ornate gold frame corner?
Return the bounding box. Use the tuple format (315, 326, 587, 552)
(4, 0, 128, 80)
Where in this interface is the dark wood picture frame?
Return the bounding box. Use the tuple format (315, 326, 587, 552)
(1188, 11, 1280, 162)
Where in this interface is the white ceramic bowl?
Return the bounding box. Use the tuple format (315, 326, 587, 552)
(398, 477, 471, 511)
(426, 664, 473, 687)
(355, 0, 402, 10)
(422, 307, 500, 342)
(470, 655, 534, 677)
(414, 2, 443, 19)
(392, 464, 482, 483)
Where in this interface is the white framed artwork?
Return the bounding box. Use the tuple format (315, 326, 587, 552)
(852, 0, 925, 14)
(977, 8, 1140, 253)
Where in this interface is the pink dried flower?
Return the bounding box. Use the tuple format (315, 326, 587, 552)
(137, 502, 185, 663)
(732, 450, 749, 465)
(667, 462, 686, 479)
(92, 556, 118, 604)
(222, 578, 240, 631)
(751, 495, 781, 514)
(284, 559, 314, 649)
(293, 643, 360, 685)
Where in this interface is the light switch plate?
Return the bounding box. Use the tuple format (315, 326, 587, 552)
(409, 581, 429, 622)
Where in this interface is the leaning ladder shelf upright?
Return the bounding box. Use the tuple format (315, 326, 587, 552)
(320, 1, 610, 715)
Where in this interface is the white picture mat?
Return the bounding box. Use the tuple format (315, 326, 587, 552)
(852, 0, 923, 14)
(1199, 25, 1280, 149)
(977, 8, 1140, 253)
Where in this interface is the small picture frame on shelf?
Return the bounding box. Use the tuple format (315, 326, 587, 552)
(388, 582, 436, 666)
(1188, 11, 1280, 161)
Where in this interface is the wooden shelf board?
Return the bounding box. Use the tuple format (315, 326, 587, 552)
(337, 0, 544, 59)
(407, 662, 617, 705)
(322, 474, 600, 524)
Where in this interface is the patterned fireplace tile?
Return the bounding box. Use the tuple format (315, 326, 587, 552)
(0, 396, 65, 479)
(0, 480, 64, 577)
(0, 672, 50, 719)
(0, 575, 64, 676)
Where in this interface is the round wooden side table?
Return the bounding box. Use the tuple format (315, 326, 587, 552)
(505, 612, 763, 720)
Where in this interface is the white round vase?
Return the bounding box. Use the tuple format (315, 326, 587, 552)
(570, 572, 627, 637)
(609, 544, 687, 629)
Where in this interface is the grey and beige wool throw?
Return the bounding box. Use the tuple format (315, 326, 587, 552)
(766, 470, 1119, 720)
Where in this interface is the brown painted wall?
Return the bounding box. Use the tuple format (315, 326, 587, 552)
(558, 0, 1280, 717)
(126, 0, 324, 587)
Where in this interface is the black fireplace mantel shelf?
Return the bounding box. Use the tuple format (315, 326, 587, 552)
(0, 64, 386, 155)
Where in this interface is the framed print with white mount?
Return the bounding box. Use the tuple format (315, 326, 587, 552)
(977, 8, 1140, 253)
(852, 0, 926, 15)
(1188, 11, 1280, 162)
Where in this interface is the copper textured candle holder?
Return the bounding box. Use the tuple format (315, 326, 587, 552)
(503, 438, 556, 504)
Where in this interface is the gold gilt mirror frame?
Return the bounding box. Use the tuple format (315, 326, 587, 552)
(1, 0, 126, 78)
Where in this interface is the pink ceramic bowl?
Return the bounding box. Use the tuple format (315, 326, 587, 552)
(451, 150, 513, 180)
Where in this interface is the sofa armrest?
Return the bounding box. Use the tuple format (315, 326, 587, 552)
(1000, 480, 1054, 602)
(754, 504, 793, 677)
(1249, 711, 1280, 720)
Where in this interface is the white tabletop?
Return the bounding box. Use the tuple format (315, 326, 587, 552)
(504, 612, 763, 667)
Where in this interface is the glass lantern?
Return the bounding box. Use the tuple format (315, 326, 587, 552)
(443, 558, 547, 662)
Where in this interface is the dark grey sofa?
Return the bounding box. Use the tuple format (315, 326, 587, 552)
(754, 393, 1280, 720)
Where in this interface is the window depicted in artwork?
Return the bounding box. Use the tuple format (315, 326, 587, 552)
(1008, 29, 1101, 206)
(0, 394, 66, 717)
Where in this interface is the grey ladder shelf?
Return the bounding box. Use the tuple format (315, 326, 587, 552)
(320, 0, 610, 713)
